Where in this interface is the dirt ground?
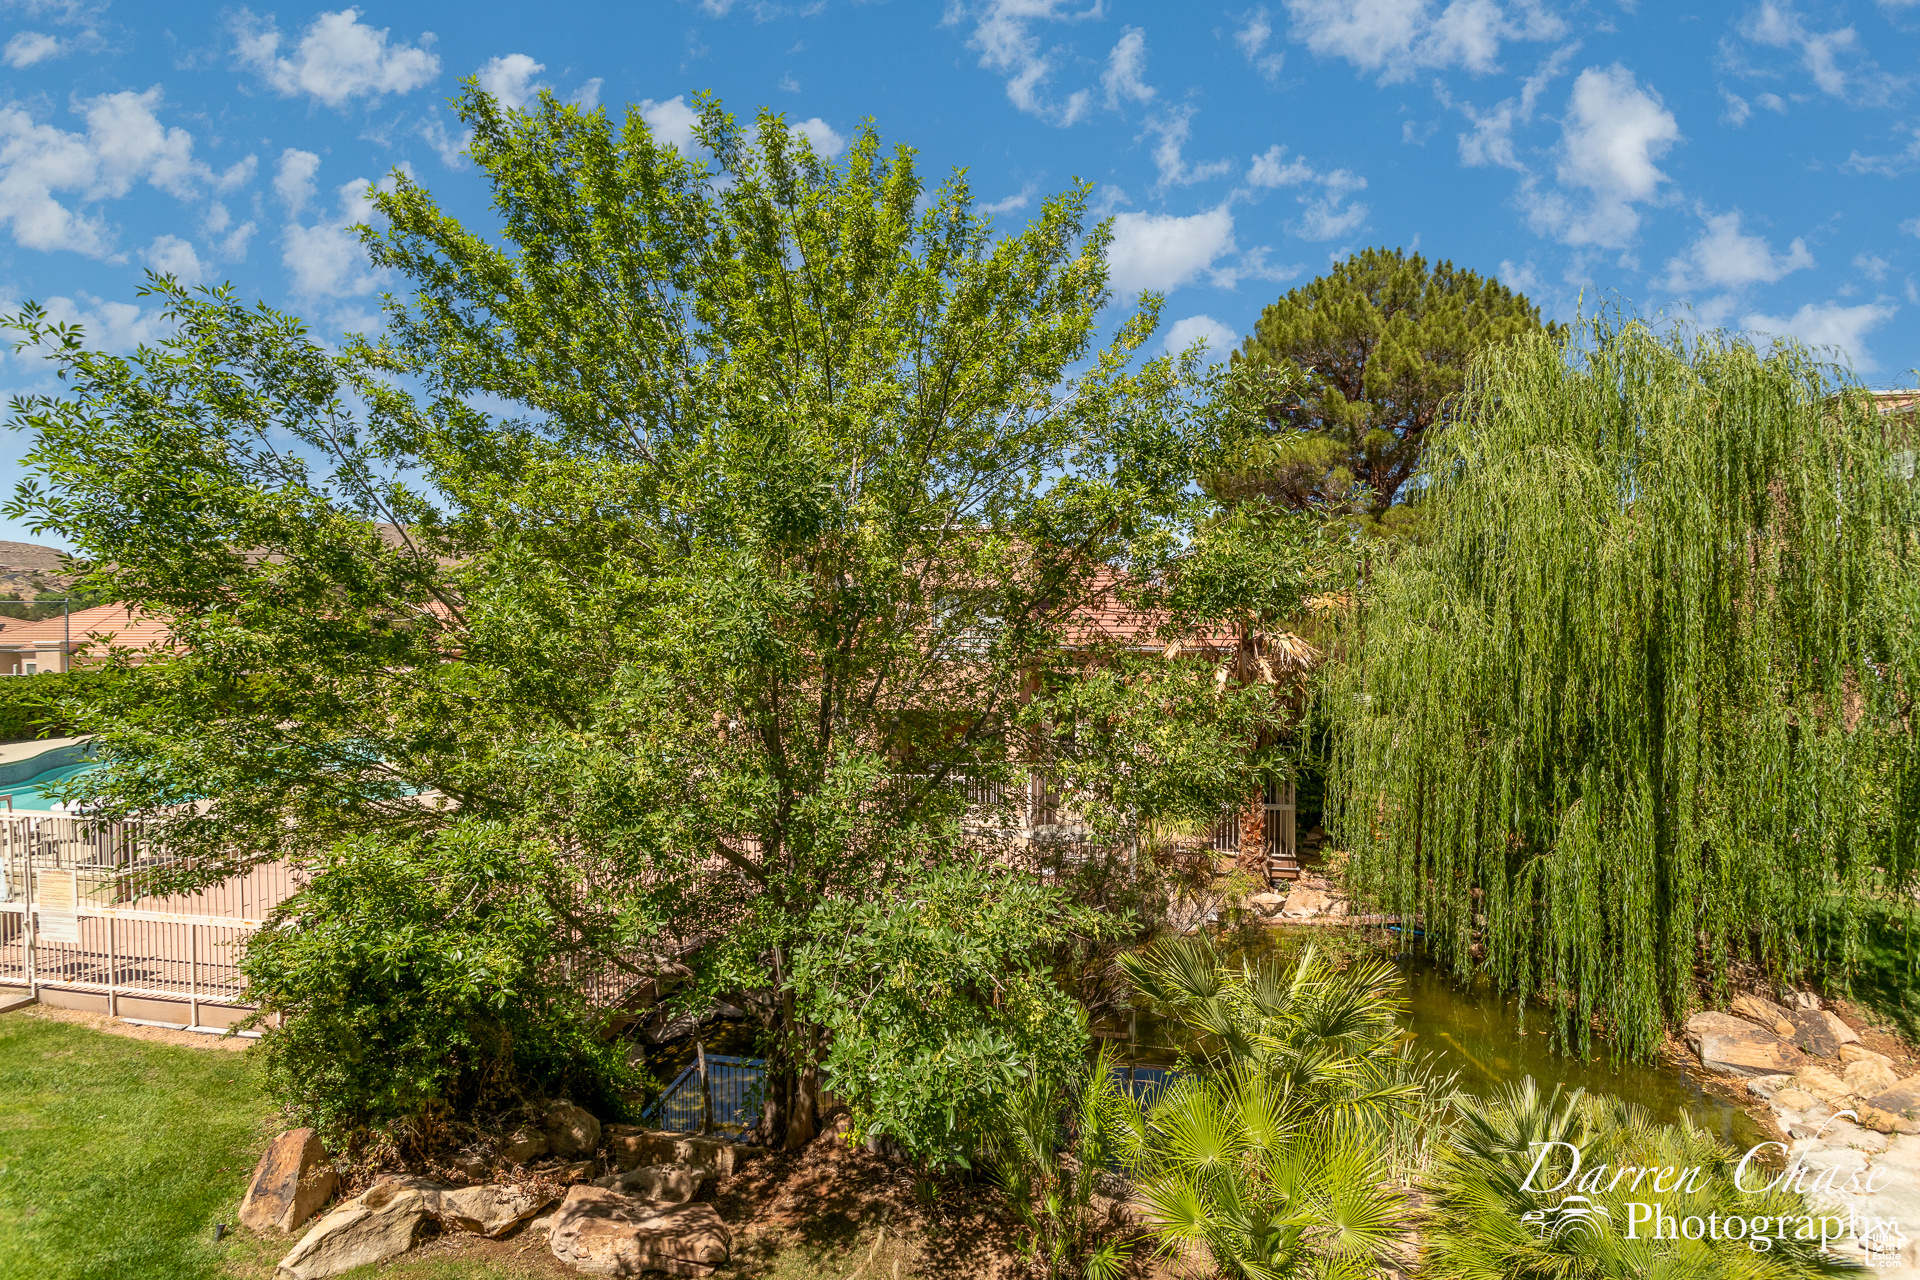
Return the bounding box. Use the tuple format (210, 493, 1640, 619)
(14, 1003, 253, 1052)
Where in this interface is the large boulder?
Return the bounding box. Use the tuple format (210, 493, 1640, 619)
(500, 1129, 549, 1164)
(1867, 1078, 1920, 1122)
(592, 1163, 705, 1206)
(604, 1130, 748, 1177)
(438, 1184, 553, 1238)
(1846, 1058, 1903, 1098)
(1732, 994, 1792, 1026)
(548, 1184, 732, 1277)
(240, 1128, 338, 1234)
(1793, 1066, 1854, 1107)
(545, 1101, 603, 1161)
(275, 1177, 440, 1280)
(1279, 886, 1330, 918)
(1786, 1007, 1842, 1058)
(1685, 1012, 1803, 1077)
(1841, 1043, 1893, 1067)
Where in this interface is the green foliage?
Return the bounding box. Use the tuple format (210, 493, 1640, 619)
(1118, 937, 1437, 1278)
(1423, 1079, 1854, 1280)
(983, 1041, 1143, 1280)
(1327, 318, 1920, 1058)
(1215, 247, 1554, 521)
(239, 825, 638, 1139)
(789, 861, 1101, 1167)
(0, 668, 106, 741)
(1, 90, 1303, 1143)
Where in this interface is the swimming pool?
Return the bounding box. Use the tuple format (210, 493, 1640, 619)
(0, 741, 98, 812)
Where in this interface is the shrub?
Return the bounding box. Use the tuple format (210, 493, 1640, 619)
(240, 823, 638, 1142)
(0, 668, 108, 741)
(1423, 1078, 1856, 1280)
(789, 860, 1105, 1168)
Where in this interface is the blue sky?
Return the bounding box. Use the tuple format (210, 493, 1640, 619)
(0, 0, 1916, 546)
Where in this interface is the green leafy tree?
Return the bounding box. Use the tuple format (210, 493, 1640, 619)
(1212, 247, 1555, 523)
(2, 90, 1311, 1145)
(1327, 318, 1920, 1059)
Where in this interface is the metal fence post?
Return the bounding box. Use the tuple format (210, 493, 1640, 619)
(697, 1041, 713, 1135)
(189, 925, 200, 1028)
(23, 849, 33, 999)
(107, 914, 116, 1017)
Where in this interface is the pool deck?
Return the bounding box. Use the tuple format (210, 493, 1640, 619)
(0, 737, 86, 768)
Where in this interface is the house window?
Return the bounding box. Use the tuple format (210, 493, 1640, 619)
(23, 663, 36, 675)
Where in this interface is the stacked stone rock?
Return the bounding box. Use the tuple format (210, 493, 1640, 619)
(238, 1102, 744, 1279)
(1686, 993, 1920, 1134)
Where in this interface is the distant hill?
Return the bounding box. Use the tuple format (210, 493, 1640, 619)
(0, 542, 70, 572)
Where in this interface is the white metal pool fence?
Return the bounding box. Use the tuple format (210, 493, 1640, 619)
(0, 776, 1293, 1024)
(0, 815, 293, 1026)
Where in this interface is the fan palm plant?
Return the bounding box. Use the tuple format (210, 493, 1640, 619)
(1115, 936, 1442, 1278)
(985, 1040, 1145, 1280)
(1424, 1078, 1859, 1280)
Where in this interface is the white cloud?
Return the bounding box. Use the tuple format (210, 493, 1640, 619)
(572, 79, 603, 110)
(1524, 64, 1679, 249)
(952, 0, 1098, 126)
(1107, 206, 1237, 295)
(1452, 43, 1576, 171)
(234, 7, 441, 109)
(1741, 300, 1898, 372)
(1855, 253, 1891, 282)
(1737, 1, 1901, 108)
(1102, 27, 1155, 108)
(980, 185, 1036, 215)
(1902, 217, 1920, 237)
(1497, 257, 1542, 294)
(1145, 108, 1231, 188)
(476, 53, 546, 109)
(142, 233, 206, 283)
(1844, 123, 1920, 178)
(3, 31, 62, 67)
(274, 148, 321, 215)
(3, 293, 173, 367)
(1163, 313, 1238, 357)
(1282, 0, 1564, 84)
(0, 88, 247, 258)
(1246, 144, 1370, 240)
(1757, 92, 1787, 113)
(791, 117, 846, 157)
(204, 202, 257, 261)
(1661, 211, 1812, 292)
(1235, 7, 1286, 79)
(641, 96, 701, 154)
(418, 114, 469, 168)
(282, 172, 400, 298)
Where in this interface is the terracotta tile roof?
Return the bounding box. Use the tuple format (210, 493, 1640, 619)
(0, 603, 177, 652)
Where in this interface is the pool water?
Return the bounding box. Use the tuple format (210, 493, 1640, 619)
(0, 760, 98, 811)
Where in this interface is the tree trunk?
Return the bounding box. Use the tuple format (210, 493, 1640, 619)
(1236, 792, 1267, 884)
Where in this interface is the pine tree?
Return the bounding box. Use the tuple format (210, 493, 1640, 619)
(1214, 248, 1555, 522)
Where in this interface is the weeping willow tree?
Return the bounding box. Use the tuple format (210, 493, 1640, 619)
(1327, 317, 1920, 1058)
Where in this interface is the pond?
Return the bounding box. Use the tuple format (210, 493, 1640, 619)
(1120, 926, 1767, 1150)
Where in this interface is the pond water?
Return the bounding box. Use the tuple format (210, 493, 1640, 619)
(1120, 927, 1767, 1150)
(1396, 957, 1766, 1149)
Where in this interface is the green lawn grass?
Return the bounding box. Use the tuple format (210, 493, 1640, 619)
(0, 1011, 273, 1280)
